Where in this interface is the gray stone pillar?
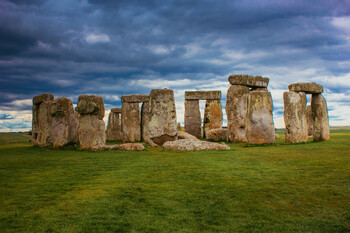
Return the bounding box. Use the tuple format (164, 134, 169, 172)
(106, 108, 121, 141)
(311, 94, 330, 141)
(121, 102, 141, 142)
(306, 105, 313, 136)
(283, 91, 308, 143)
(203, 99, 222, 138)
(184, 100, 201, 138)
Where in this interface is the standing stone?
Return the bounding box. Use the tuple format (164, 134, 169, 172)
(306, 105, 313, 136)
(203, 99, 222, 138)
(226, 85, 249, 142)
(148, 89, 177, 145)
(121, 102, 141, 143)
(106, 108, 121, 141)
(311, 94, 330, 141)
(185, 100, 201, 138)
(246, 90, 275, 144)
(50, 97, 79, 148)
(283, 92, 308, 143)
(32, 94, 54, 146)
(76, 95, 106, 150)
(141, 101, 158, 147)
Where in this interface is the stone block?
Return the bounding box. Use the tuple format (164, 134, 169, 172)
(185, 91, 221, 100)
(288, 82, 323, 94)
(121, 94, 149, 103)
(203, 99, 222, 138)
(106, 111, 121, 141)
(184, 100, 201, 138)
(121, 102, 141, 142)
(311, 94, 330, 141)
(76, 95, 105, 119)
(228, 75, 269, 88)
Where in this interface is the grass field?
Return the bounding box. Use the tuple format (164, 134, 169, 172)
(0, 131, 349, 232)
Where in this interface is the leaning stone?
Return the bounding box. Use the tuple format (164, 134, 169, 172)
(177, 131, 200, 141)
(148, 89, 177, 145)
(288, 82, 323, 94)
(78, 115, 106, 150)
(206, 128, 227, 141)
(306, 105, 313, 136)
(228, 75, 269, 88)
(50, 97, 79, 148)
(184, 100, 201, 138)
(203, 99, 222, 138)
(119, 143, 145, 151)
(121, 102, 141, 142)
(311, 94, 330, 141)
(121, 95, 149, 103)
(185, 91, 221, 100)
(32, 93, 54, 147)
(106, 110, 121, 141)
(76, 95, 105, 119)
(163, 139, 230, 151)
(226, 85, 249, 142)
(283, 91, 308, 143)
(246, 91, 275, 144)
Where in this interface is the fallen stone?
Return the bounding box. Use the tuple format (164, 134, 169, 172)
(306, 105, 313, 136)
(311, 94, 330, 141)
(177, 131, 200, 141)
(203, 99, 222, 138)
(106, 110, 121, 141)
(184, 100, 201, 138)
(163, 139, 230, 151)
(76, 95, 105, 119)
(50, 97, 79, 148)
(121, 102, 141, 142)
(283, 91, 308, 143)
(121, 94, 149, 103)
(91, 145, 120, 151)
(228, 75, 269, 88)
(206, 128, 227, 141)
(246, 91, 275, 144)
(185, 91, 221, 100)
(288, 82, 323, 94)
(119, 143, 145, 151)
(226, 85, 249, 142)
(148, 89, 177, 145)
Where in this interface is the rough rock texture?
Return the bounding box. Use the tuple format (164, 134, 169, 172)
(228, 75, 269, 88)
(78, 115, 106, 150)
(203, 99, 222, 138)
(50, 97, 79, 148)
(163, 139, 230, 151)
(206, 128, 227, 141)
(184, 100, 201, 138)
(121, 95, 149, 103)
(141, 102, 158, 147)
(177, 131, 200, 141)
(32, 94, 54, 146)
(106, 111, 121, 141)
(121, 102, 141, 142)
(76, 95, 105, 119)
(119, 143, 145, 151)
(311, 94, 330, 141)
(226, 85, 249, 142)
(148, 89, 177, 145)
(246, 91, 275, 144)
(76, 95, 106, 150)
(185, 91, 221, 100)
(111, 108, 122, 113)
(306, 105, 313, 136)
(288, 82, 323, 94)
(283, 91, 308, 143)
(91, 145, 120, 151)
(177, 123, 182, 130)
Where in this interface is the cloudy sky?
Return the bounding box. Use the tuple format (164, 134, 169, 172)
(1, 0, 349, 132)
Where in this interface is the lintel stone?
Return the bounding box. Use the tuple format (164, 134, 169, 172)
(111, 108, 122, 113)
(185, 91, 221, 100)
(121, 95, 149, 103)
(228, 75, 269, 88)
(288, 82, 323, 94)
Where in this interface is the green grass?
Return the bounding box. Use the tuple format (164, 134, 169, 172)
(0, 132, 349, 232)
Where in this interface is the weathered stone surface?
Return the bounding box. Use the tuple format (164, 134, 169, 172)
(228, 75, 269, 88)
(177, 122, 181, 130)
(203, 99, 222, 138)
(163, 139, 230, 151)
(306, 105, 313, 136)
(78, 115, 106, 150)
(283, 91, 308, 143)
(106, 111, 121, 141)
(184, 100, 201, 138)
(311, 94, 330, 141)
(50, 97, 79, 148)
(76, 95, 105, 119)
(185, 91, 221, 100)
(141, 101, 158, 147)
(111, 108, 122, 113)
(206, 128, 227, 141)
(226, 85, 249, 142)
(32, 94, 54, 146)
(288, 82, 323, 94)
(148, 89, 177, 145)
(246, 91, 275, 144)
(121, 102, 140, 143)
(177, 131, 200, 141)
(121, 95, 149, 103)
(119, 143, 145, 151)
(91, 145, 120, 151)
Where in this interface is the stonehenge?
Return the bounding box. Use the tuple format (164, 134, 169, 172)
(106, 108, 121, 141)
(184, 91, 222, 138)
(284, 82, 330, 143)
(226, 75, 275, 144)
